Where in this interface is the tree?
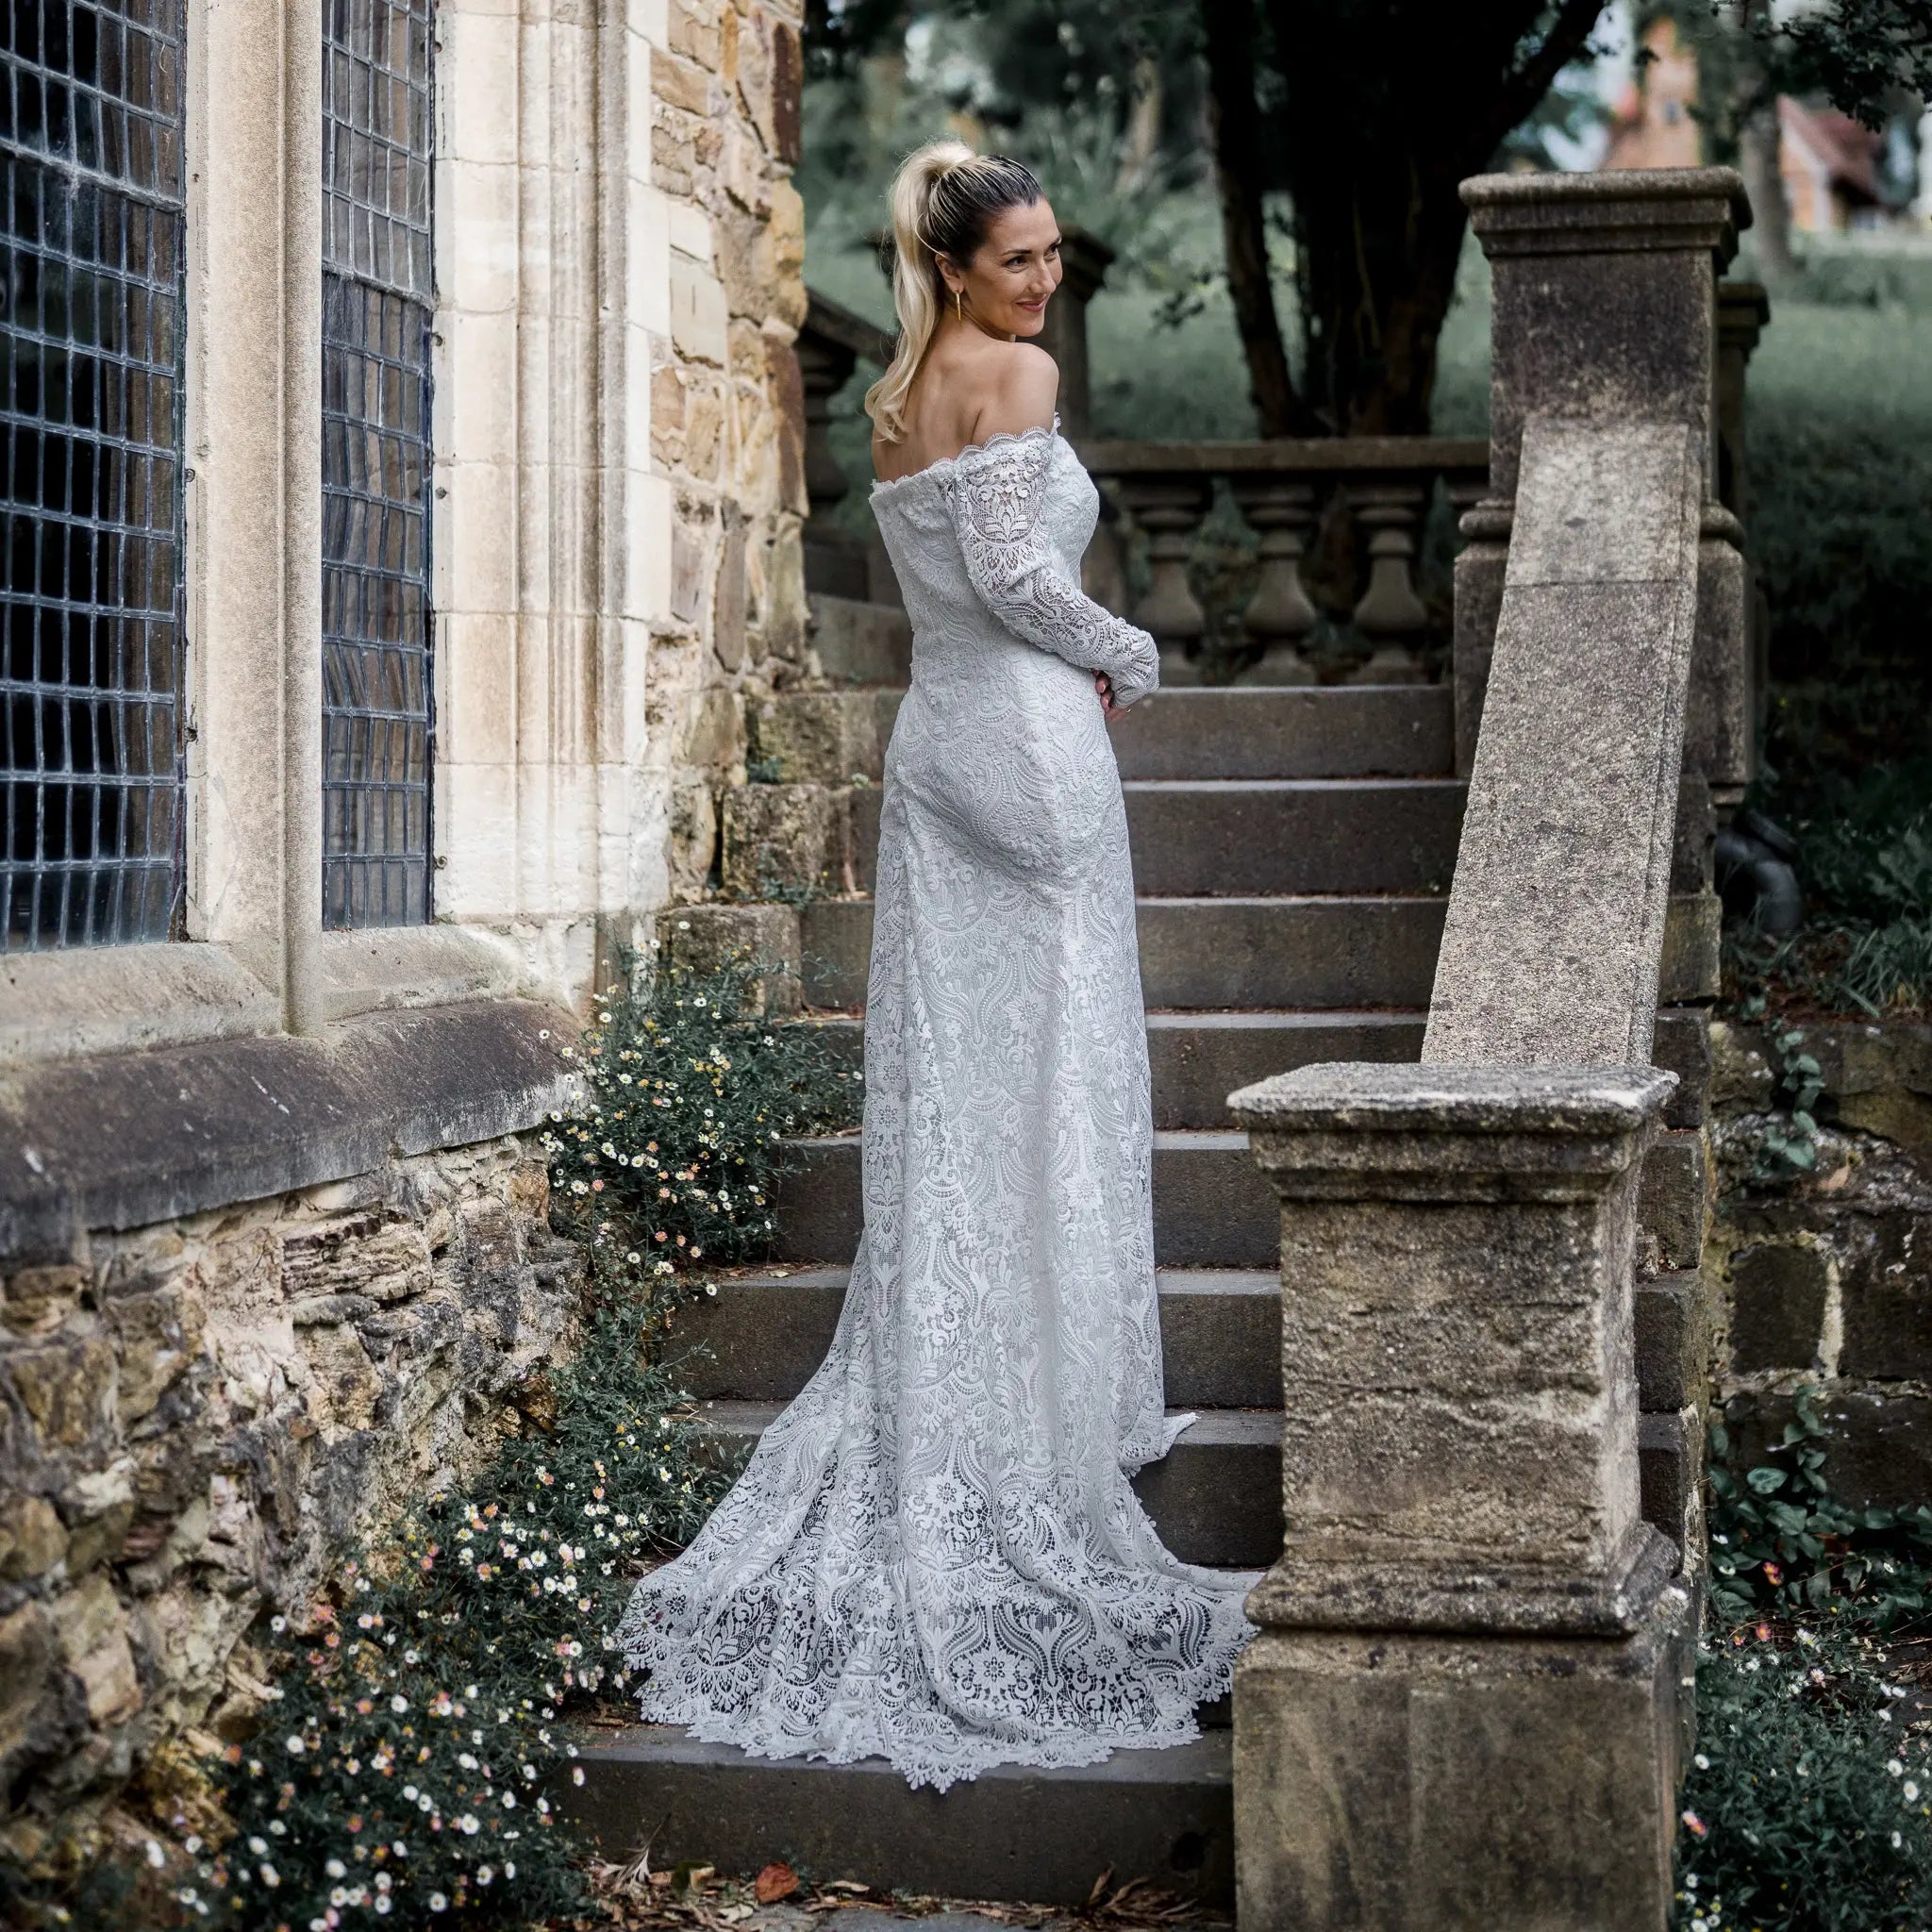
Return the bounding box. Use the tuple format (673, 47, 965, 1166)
(1218, 1, 1608, 437)
(807, 1, 1932, 436)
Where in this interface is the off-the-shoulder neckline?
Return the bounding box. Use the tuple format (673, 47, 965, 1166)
(869, 414, 1063, 501)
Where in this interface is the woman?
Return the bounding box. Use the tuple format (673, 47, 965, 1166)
(616, 141, 1254, 1791)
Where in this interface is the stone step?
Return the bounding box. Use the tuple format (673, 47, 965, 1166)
(801, 896, 1447, 1013)
(771, 1130, 1278, 1270)
(667, 1266, 1283, 1409)
(844, 778, 1465, 895)
(785, 1009, 1426, 1131)
(809, 593, 913, 686)
(758, 684, 1456, 785)
(567, 1721, 1237, 1907)
(1109, 685, 1454, 780)
(693, 1401, 1284, 1570)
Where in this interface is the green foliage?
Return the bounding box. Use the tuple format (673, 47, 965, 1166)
(1707, 1397, 1932, 1630)
(1725, 1002, 1826, 1180)
(545, 944, 862, 1272)
(1683, 1399, 1932, 1927)
(1676, 1621, 1932, 1932)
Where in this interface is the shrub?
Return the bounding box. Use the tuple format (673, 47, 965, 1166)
(1707, 1397, 1932, 1630)
(1677, 1621, 1932, 1932)
(1681, 1397, 1932, 1929)
(545, 943, 862, 1272)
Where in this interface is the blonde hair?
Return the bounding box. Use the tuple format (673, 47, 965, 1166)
(863, 140, 1044, 443)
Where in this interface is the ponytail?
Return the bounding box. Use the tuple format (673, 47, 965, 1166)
(863, 140, 1043, 443)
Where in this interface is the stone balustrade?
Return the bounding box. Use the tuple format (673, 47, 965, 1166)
(1078, 438, 1489, 688)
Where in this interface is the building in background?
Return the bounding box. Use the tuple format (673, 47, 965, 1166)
(0, 0, 807, 1852)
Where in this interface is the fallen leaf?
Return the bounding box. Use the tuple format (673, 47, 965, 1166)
(755, 1861, 800, 1905)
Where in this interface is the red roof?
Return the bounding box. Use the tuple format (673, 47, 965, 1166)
(1779, 96, 1882, 204)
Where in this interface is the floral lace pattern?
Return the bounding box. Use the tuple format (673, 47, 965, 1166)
(615, 425, 1254, 1791)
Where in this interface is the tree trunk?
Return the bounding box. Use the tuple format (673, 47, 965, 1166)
(1200, 0, 1322, 437)
(1256, 0, 1605, 436)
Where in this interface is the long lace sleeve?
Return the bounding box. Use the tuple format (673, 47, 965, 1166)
(949, 435, 1159, 708)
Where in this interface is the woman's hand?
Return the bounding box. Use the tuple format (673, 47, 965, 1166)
(1094, 671, 1124, 723)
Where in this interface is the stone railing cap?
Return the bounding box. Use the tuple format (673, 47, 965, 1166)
(1228, 1060, 1677, 1134)
(1461, 165, 1749, 259)
(803, 287, 895, 369)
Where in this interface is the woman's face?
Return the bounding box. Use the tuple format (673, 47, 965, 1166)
(941, 199, 1063, 338)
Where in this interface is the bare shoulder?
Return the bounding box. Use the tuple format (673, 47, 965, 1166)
(971, 341, 1059, 442)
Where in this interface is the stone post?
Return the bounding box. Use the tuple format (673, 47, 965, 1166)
(1230, 1063, 1692, 1932)
(1451, 170, 1748, 778)
(797, 291, 893, 600)
(1036, 224, 1113, 441)
(1231, 173, 1750, 1930)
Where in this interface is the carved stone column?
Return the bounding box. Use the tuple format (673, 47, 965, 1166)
(1036, 225, 1114, 441)
(1115, 475, 1211, 686)
(1229, 477, 1317, 685)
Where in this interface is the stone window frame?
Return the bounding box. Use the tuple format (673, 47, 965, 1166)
(0, 0, 684, 1071)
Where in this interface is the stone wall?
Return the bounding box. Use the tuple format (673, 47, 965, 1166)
(0, 1132, 581, 1863)
(638, 0, 811, 916)
(1710, 1020, 1932, 1505)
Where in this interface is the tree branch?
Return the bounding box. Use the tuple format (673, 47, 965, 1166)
(1490, 0, 1613, 151)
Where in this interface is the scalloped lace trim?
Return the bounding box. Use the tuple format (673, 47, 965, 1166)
(870, 413, 1061, 499)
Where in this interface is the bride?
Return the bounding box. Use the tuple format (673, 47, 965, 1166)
(615, 140, 1255, 1791)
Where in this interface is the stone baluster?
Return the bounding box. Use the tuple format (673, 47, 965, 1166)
(1114, 476, 1212, 686)
(1229, 477, 1317, 685)
(1346, 479, 1431, 684)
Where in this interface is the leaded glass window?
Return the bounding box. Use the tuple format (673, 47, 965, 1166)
(321, 0, 433, 928)
(1, 0, 189, 949)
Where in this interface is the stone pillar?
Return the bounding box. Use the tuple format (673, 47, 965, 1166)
(1717, 279, 1773, 769)
(797, 291, 894, 600)
(1231, 1063, 1693, 1932)
(1037, 225, 1113, 441)
(1451, 170, 1748, 774)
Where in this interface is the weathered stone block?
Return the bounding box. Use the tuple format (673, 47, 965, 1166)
(1234, 1063, 1675, 1634)
(1234, 1592, 1690, 1932)
(1661, 891, 1722, 1003)
(1639, 1127, 1710, 1272)
(719, 782, 843, 901)
(747, 691, 886, 786)
(0, 1494, 68, 1582)
(8, 1337, 115, 1449)
(1, 1263, 85, 1339)
(654, 903, 803, 1018)
(1653, 1007, 1712, 1129)
(1728, 1239, 1829, 1374)
(1838, 1207, 1932, 1380)
(1639, 1405, 1704, 1561)
(1424, 421, 1703, 1069)
(1635, 1265, 1711, 1413)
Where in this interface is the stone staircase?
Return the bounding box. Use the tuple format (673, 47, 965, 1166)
(569, 587, 1718, 1907)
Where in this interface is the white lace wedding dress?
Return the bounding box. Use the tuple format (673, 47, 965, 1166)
(614, 421, 1256, 1790)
